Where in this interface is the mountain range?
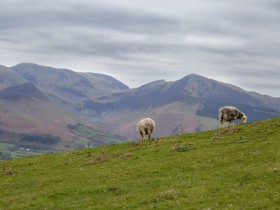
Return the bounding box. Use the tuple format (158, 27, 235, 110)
(1, 63, 280, 152)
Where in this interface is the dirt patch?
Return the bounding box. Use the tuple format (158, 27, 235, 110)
(214, 126, 241, 139)
(171, 144, 193, 152)
(87, 151, 134, 164)
(89, 152, 118, 164)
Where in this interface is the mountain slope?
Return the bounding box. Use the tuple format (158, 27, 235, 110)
(0, 83, 77, 139)
(1, 118, 280, 209)
(0, 65, 27, 89)
(0, 83, 48, 101)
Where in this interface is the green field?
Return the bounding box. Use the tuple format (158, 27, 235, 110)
(1, 118, 280, 209)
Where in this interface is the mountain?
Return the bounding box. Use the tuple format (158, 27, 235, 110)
(1, 63, 280, 156)
(0, 63, 130, 154)
(11, 63, 129, 109)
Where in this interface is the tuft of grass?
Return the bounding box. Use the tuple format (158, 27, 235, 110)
(0, 117, 280, 209)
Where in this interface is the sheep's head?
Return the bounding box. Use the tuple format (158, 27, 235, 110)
(241, 115, 247, 123)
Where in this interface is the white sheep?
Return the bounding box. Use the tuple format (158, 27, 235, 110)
(136, 118, 155, 140)
(218, 106, 247, 127)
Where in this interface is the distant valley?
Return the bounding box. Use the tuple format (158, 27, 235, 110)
(1, 63, 280, 158)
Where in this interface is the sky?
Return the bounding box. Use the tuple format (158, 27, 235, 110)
(1, 0, 280, 97)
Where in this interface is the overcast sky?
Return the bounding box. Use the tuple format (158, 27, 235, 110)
(1, 0, 280, 97)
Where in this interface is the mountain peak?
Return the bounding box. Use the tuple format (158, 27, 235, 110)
(138, 79, 168, 89)
(179, 73, 210, 81)
(170, 74, 213, 98)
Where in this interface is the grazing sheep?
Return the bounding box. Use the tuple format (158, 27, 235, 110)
(136, 118, 155, 140)
(218, 106, 247, 127)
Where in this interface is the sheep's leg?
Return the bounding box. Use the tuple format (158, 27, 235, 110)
(146, 129, 151, 140)
(140, 131, 144, 141)
(220, 114, 224, 128)
(142, 129, 146, 140)
(220, 120, 224, 128)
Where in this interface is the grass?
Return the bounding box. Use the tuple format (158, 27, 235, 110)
(1, 118, 280, 209)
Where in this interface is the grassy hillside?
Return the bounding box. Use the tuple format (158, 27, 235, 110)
(1, 118, 280, 209)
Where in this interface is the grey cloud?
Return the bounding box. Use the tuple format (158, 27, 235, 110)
(0, 0, 179, 33)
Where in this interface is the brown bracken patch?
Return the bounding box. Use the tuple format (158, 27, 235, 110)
(4, 168, 18, 175)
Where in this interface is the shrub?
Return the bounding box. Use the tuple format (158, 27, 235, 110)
(20, 134, 60, 145)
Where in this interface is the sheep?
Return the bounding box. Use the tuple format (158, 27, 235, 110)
(136, 118, 155, 140)
(218, 106, 247, 127)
